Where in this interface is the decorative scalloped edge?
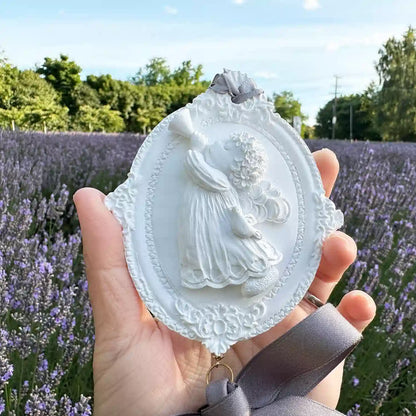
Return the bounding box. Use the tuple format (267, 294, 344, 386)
(105, 85, 343, 354)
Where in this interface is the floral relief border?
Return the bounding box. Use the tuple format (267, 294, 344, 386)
(105, 89, 343, 354)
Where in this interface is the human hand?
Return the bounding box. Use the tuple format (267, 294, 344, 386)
(73, 148, 376, 416)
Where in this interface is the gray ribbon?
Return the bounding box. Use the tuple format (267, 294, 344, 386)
(209, 69, 263, 104)
(175, 304, 362, 416)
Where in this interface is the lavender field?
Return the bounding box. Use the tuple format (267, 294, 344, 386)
(0, 130, 415, 415)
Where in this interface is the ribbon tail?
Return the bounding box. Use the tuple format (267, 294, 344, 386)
(254, 396, 346, 416)
(237, 304, 362, 408)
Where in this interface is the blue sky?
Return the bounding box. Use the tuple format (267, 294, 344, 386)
(1, 1, 415, 123)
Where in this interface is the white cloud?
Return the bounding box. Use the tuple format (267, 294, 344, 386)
(303, 0, 320, 10)
(325, 32, 392, 52)
(232, 0, 246, 5)
(254, 71, 278, 79)
(0, 17, 407, 123)
(326, 41, 340, 52)
(164, 6, 178, 15)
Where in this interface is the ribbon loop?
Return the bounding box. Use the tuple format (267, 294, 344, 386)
(237, 303, 362, 408)
(201, 380, 250, 416)
(174, 303, 362, 416)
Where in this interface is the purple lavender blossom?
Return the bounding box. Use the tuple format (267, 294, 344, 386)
(0, 131, 415, 414)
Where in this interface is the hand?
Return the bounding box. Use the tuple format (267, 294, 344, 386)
(73, 148, 376, 416)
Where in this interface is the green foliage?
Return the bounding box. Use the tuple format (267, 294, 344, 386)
(301, 124, 315, 139)
(171, 60, 204, 86)
(13, 70, 60, 108)
(0, 108, 24, 129)
(36, 54, 82, 114)
(133, 57, 172, 86)
(0, 53, 211, 133)
(72, 82, 101, 110)
(86, 74, 136, 120)
(315, 94, 381, 140)
(0, 60, 19, 109)
(133, 105, 166, 134)
(71, 105, 125, 132)
(0, 66, 69, 131)
(273, 90, 307, 123)
(132, 57, 207, 87)
(375, 26, 416, 141)
(2, 52, 312, 137)
(127, 59, 209, 132)
(20, 102, 69, 131)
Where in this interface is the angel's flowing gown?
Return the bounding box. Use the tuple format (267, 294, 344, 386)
(179, 149, 282, 289)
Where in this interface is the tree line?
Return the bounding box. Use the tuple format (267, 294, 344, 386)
(1, 26, 415, 140)
(0, 56, 212, 134)
(315, 26, 416, 142)
(0, 54, 308, 136)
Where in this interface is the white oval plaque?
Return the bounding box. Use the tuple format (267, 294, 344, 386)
(105, 70, 343, 354)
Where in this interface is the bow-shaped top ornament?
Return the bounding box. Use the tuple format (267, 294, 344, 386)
(210, 69, 264, 104)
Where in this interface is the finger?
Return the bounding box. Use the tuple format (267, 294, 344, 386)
(337, 290, 377, 332)
(74, 187, 151, 339)
(307, 291, 376, 408)
(313, 148, 339, 197)
(307, 231, 357, 303)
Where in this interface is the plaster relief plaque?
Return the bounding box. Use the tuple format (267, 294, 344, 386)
(105, 70, 344, 354)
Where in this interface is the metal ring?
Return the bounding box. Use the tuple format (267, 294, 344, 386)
(206, 362, 235, 385)
(303, 291, 325, 308)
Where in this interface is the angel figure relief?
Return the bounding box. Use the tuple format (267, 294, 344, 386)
(169, 108, 290, 297)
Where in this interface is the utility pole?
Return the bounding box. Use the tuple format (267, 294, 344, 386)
(349, 104, 353, 140)
(331, 75, 340, 140)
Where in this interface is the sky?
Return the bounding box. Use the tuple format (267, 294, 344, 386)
(1, 1, 415, 123)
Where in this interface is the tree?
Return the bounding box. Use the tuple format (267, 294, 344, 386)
(20, 102, 69, 131)
(171, 61, 204, 86)
(13, 70, 61, 107)
(134, 106, 166, 134)
(72, 82, 101, 110)
(36, 54, 82, 114)
(273, 91, 307, 124)
(302, 124, 315, 139)
(315, 94, 381, 140)
(0, 67, 69, 131)
(0, 107, 24, 129)
(86, 74, 135, 122)
(360, 82, 382, 141)
(375, 26, 416, 141)
(0, 59, 19, 109)
(71, 105, 125, 132)
(132, 57, 171, 86)
(1, 54, 210, 133)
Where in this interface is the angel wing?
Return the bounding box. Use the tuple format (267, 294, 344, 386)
(239, 180, 290, 224)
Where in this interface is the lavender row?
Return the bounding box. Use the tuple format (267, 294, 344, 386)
(0, 130, 415, 414)
(307, 139, 416, 414)
(0, 130, 145, 414)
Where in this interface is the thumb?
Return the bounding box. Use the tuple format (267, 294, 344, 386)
(73, 187, 151, 342)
